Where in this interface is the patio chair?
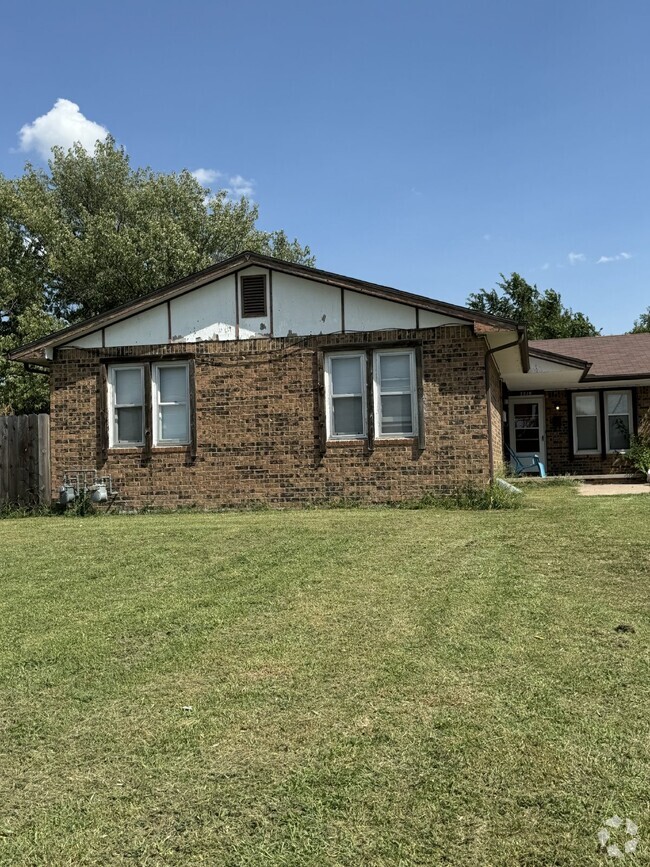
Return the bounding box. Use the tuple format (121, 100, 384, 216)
(505, 444, 546, 478)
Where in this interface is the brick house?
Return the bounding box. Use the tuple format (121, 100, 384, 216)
(8, 252, 650, 507)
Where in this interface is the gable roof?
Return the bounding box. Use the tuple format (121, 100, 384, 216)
(529, 333, 650, 380)
(8, 251, 519, 362)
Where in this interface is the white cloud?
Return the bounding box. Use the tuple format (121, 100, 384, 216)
(568, 251, 586, 265)
(541, 262, 550, 271)
(18, 98, 109, 159)
(191, 168, 222, 187)
(597, 252, 633, 264)
(191, 169, 255, 200)
(227, 174, 255, 199)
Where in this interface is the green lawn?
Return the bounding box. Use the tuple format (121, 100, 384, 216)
(1, 486, 648, 865)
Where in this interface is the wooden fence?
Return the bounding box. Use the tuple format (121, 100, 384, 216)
(0, 415, 51, 508)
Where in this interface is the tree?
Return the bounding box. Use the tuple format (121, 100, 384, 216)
(631, 307, 650, 333)
(1, 138, 314, 412)
(467, 273, 599, 339)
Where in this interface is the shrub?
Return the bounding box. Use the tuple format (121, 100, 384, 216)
(623, 433, 650, 475)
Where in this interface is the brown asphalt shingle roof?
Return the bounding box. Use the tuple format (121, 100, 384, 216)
(529, 333, 650, 379)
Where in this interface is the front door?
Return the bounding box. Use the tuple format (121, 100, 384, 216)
(508, 397, 546, 469)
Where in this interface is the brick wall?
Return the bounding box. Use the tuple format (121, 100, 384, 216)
(487, 357, 505, 475)
(50, 326, 495, 509)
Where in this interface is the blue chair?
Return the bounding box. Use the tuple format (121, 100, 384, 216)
(505, 443, 546, 478)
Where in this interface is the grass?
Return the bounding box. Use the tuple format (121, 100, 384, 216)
(0, 485, 648, 865)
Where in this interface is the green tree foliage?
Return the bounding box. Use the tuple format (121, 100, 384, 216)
(1, 138, 314, 413)
(631, 307, 650, 333)
(467, 272, 599, 339)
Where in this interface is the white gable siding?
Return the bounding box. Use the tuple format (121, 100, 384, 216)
(104, 305, 169, 347)
(272, 272, 342, 336)
(418, 309, 465, 328)
(60, 266, 472, 351)
(68, 331, 103, 349)
(344, 290, 416, 331)
(170, 275, 236, 342)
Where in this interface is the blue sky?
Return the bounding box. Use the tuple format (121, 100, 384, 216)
(1, 0, 648, 333)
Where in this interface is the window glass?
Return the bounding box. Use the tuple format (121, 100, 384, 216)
(159, 366, 187, 403)
(160, 404, 189, 442)
(379, 353, 411, 392)
(575, 394, 597, 416)
(116, 407, 143, 444)
(380, 394, 413, 434)
(576, 416, 598, 451)
(331, 356, 362, 395)
(332, 396, 364, 436)
(608, 417, 630, 450)
(607, 392, 629, 415)
(115, 368, 143, 406)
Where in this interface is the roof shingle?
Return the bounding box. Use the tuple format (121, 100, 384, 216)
(529, 333, 650, 378)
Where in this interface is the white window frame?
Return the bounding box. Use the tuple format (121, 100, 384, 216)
(605, 389, 633, 454)
(373, 348, 418, 439)
(572, 391, 601, 455)
(152, 362, 191, 446)
(108, 364, 145, 448)
(324, 352, 367, 440)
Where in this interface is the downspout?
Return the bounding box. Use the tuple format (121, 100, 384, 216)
(484, 328, 527, 482)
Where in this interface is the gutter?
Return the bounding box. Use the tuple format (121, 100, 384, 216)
(484, 327, 527, 482)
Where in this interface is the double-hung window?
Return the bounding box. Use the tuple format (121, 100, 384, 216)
(572, 389, 633, 455)
(605, 391, 631, 452)
(108, 362, 191, 448)
(153, 363, 190, 446)
(572, 392, 601, 454)
(325, 353, 367, 439)
(373, 349, 418, 437)
(109, 366, 145, 447)
(324, 348, 419, 441)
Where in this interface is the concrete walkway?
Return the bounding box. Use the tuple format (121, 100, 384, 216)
(579, 483, 650, 496)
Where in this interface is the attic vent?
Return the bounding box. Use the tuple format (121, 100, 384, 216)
(241, 274, 267, 318)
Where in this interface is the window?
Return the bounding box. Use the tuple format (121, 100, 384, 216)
(571, 389, 634, 455)
(108, 362, 191, 449)
(153, 363, 190, 445)
(240, 274, 267, 318)
(605, 390, 632, 452)
(324, 348, 419, 441)
(325, 353, 366, 439)
(572, 392, 601, 454)
(373, 349, 417, 437)
(109, 365, 145, 447)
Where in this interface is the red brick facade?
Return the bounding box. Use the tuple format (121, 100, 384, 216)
(50, 326, 499, 509)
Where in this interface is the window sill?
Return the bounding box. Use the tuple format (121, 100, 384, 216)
(325, 436, 419, 448)
(325, 439, 367, 448)
(108, 445, 190, 455)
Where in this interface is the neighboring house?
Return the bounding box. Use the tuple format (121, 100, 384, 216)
(7, 251, 650, 507)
